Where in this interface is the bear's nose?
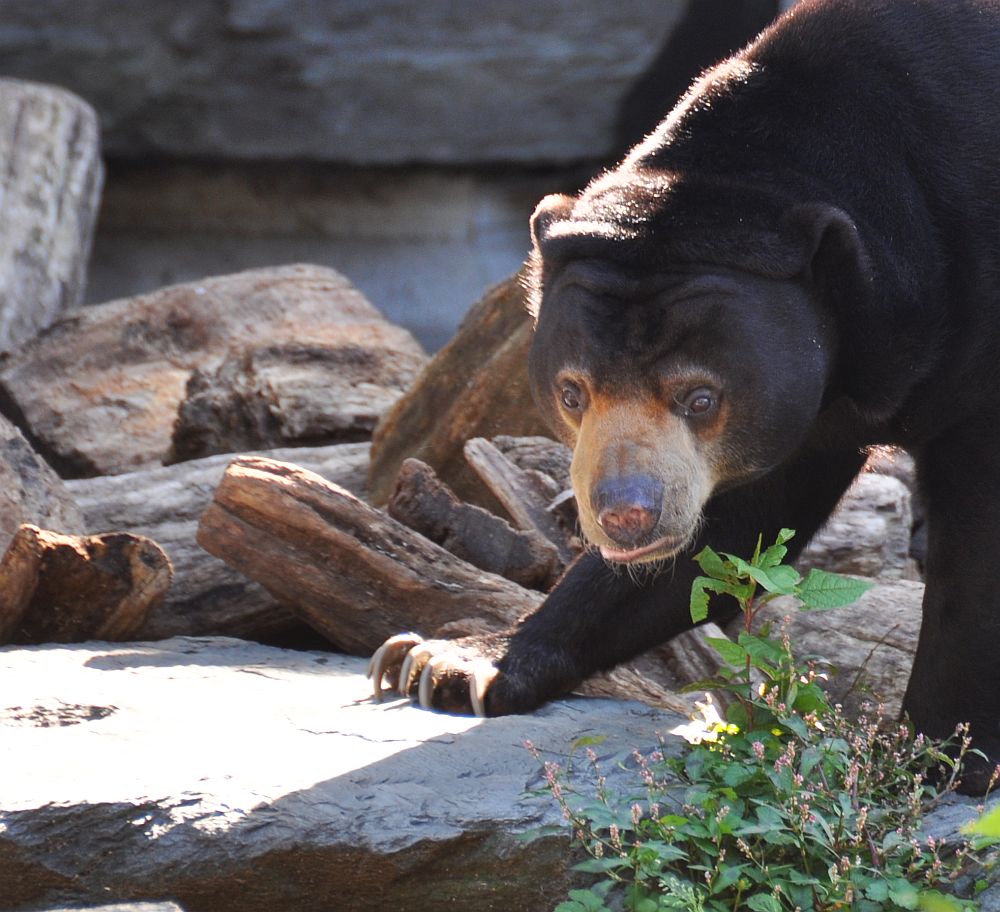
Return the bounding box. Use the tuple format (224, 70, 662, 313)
(592, 475, 663, 545)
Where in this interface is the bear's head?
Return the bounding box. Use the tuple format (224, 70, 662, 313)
(525, 172, 867, 565)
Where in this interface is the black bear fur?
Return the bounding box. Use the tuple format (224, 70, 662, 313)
(375, 0, 1000, 794)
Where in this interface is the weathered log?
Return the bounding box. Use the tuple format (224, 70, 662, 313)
(197, 456, 544, 655)
(493, 435, 572, 492)
(0, 525, 171, 644)
(367, 270, 551, 509)
(0, 264, 425, 477)
(0, 414, 83, 557)
(387, 457, 563, 591)
(463, 437, 577, 563)
(0, 80, 102, 354)
(66, 443, 370, 642)
(198, 455, 698, 709)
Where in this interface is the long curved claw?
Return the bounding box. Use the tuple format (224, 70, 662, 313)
(418, 653, 453, 709)
(367, 632, 424, 700)
(469, 659, 500, 718)
(399, 642, 434, 697)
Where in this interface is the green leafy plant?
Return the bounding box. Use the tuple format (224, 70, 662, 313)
(537, 530, 991, 911)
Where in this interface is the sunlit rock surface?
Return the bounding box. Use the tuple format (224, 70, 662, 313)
(0, 637, 686, 912)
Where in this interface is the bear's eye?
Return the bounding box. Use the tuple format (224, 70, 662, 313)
(681, 387, 717, 417)
(560, 382, 584, 411)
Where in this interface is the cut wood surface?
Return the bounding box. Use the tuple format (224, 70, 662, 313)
(0, 524, 171, 644)
(367, 270, 550, 509)
(0, 264, 424, 477)
(197, 456, 544, 655)
(0, 413, 83, 557)
(463, 437, 576, 564)
(388, 457, 563, 590)
(0, 79, 102, 353)
(66, 443, 370, 642)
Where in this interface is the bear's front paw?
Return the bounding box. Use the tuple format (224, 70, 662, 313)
(367, 633, 500, 717)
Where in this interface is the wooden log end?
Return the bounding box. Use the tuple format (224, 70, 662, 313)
(0, 524, 173, 645)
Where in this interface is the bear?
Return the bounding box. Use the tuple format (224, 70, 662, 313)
(369, 0, 1000, 793)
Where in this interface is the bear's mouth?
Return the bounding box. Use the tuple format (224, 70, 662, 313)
(599, 534, 683, 565)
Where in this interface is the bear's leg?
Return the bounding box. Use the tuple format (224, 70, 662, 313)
(905, 421, 1000, 794)
(369, 445, 867, 716)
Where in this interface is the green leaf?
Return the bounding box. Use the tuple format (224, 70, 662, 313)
(865, 880, 890, 901)
(888, 878, 921, 910)
(690, 576, 713, 623)
(711, 863, 749, 894)
(963, 802, 1000, 838)
(795, 568, 872, 609)
(759, 530, 795, 569)
(746, 894, 782, 912)
(694, 545, 731, 581)
(570, 734, 607, 752)
(690, 575, 754, 623)
(917, 891, 976, 911)
(706, 636, 748, 667)
(556, 889, 612, 912)
(722, 553, 755, 578)
(759, 544, 786, 569)
(751, 563, 801, 594)
(738, 632, 785, 666)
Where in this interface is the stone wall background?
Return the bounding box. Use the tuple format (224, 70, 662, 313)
(0, 1, 782, 350)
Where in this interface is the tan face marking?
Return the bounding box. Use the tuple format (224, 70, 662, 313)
(568, 389, 720, 561)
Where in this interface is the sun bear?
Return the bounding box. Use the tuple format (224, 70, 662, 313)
(369, 0, 1000, 793)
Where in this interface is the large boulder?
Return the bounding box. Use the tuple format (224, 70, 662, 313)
(0, 4, 695, 164)
(0, 265, 425, 477)
(0, 637, 686, 912)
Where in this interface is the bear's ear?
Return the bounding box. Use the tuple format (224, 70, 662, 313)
(787, 203, 914, 419)
(530, 193, 576, 250)
(786, 203, 873, 290)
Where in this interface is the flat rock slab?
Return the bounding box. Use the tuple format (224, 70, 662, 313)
(0, 637, 686, 912)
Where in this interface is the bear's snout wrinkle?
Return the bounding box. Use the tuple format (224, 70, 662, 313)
(592, 474, 664, 545)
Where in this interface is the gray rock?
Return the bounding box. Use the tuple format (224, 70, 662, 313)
(799, 471, 914, 579)
(0, 79, 102, 353)
(0, 414, 83, 557)
(745, 580, 924, 720)
(0, 636, 686, 912)
(0, 2, 687, 164)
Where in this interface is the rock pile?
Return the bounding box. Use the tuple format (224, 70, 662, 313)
(2, 77, 988, 912)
